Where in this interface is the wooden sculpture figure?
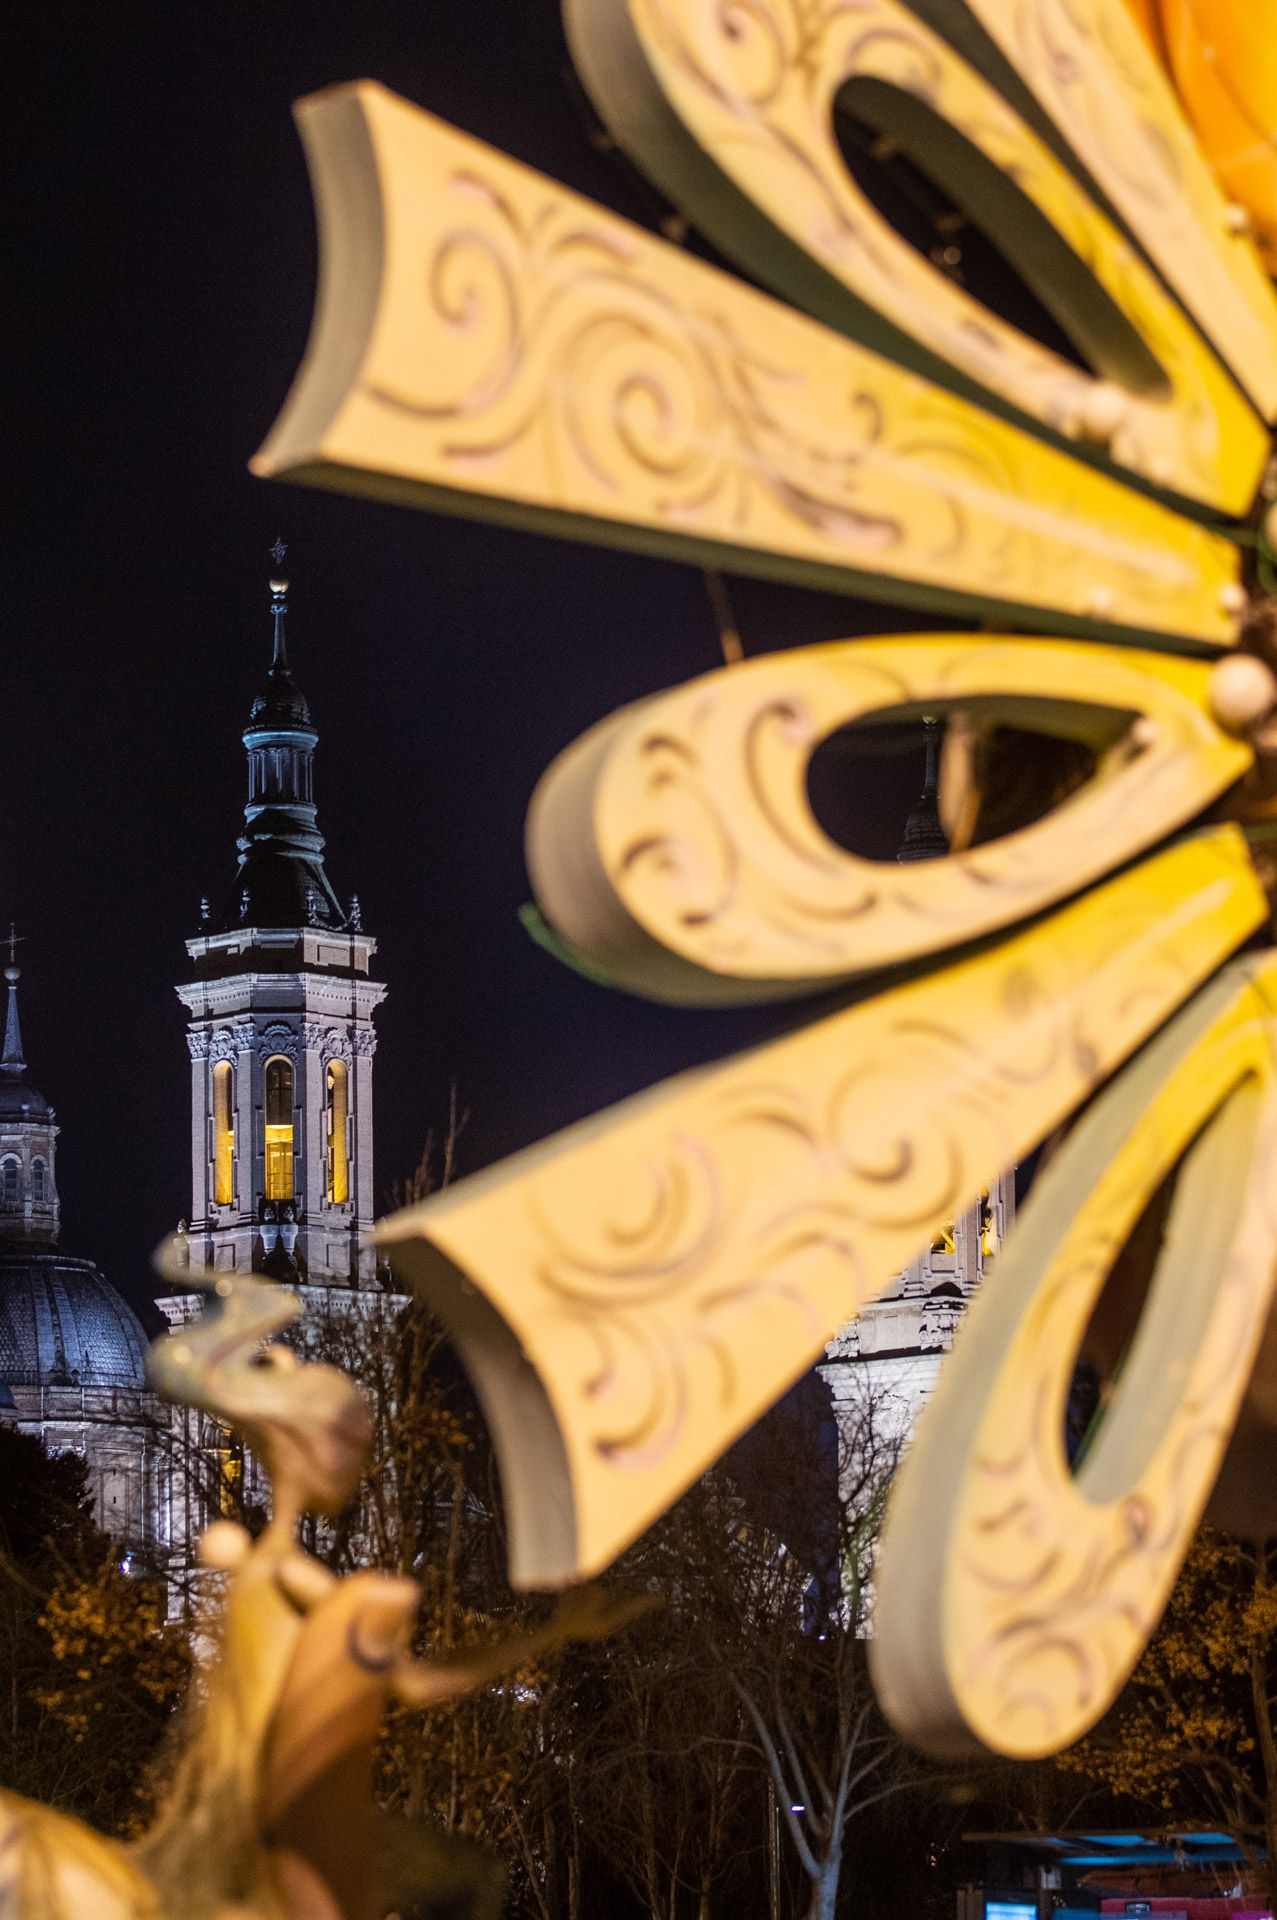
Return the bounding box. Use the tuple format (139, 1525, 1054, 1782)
(0, 1261, 639, 1920)
(250, 0, 1277, 1771)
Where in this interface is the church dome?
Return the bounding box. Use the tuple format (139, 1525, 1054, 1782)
(0, 1248, 147, 1389)
(248, 666, 312, 730)
(0, 1075, 51, 1122)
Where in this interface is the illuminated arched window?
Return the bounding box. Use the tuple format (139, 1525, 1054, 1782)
(325, 1059, 349, 1205)
(263, 1057, 294, 1200)
(0, 1159, 17, 1210)
(212, 1061, 235, 1206)
(31, 1160, 46, 1204)
(979, 1192, 999, 1258)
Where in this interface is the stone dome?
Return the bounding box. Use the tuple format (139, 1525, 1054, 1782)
(0, 1247, 147, 1389)
(0, 1073, 52, 1122)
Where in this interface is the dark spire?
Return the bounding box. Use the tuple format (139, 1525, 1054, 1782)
(0, 938, 52, 1123)
(2, 954, 25, 1077)
(897, 717, 949, 864)
(252, 544, 311, 730)
(209, 555, 345, 933)
(269, 536, 289, 672)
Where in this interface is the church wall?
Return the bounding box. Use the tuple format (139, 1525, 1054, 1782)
(821, 1167, 1018, 1469)
(3, 1385, 166, 1555)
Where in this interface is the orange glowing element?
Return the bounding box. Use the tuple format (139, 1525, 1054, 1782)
(1127, 0, 1277, 273)
(264, 1056, 294, 1202)
(212, 1060, 234, 1208)
(325, 1058, 349, 1206)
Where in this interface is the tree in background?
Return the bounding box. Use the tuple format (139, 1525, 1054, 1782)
(708, 1382, 932, 1920)
(568, 1467, 766, 1920)
(296, 1270, 939, 1920)
(1061, 1526, 1277, 1914)
(0, 1424, 189, 1836)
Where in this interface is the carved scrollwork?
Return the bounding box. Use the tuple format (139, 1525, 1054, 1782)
(379, 827, 1264, 1586)
(527, 637, 1252, 1002)
(917, 1299, 963, 1352)
(872, 949, 1277, 1758)
(253, 82, 1240, 645)
(259, 1023, 299, 1060)
(352, 1029, 377, 1058)
(301, 1022, 352, 1062)
(207, 1028, 240, 1064)
(186, 1029, 211, 1062)
(594, 0, 1266, 511)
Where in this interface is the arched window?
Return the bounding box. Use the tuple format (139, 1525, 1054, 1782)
(212, 1061, 235, 1206)
(0, 1159, 18, 1210)
(325, 1059, 349, 1205)
(31, 1159, 46, 1205)
(263, 1056, 294, 1201)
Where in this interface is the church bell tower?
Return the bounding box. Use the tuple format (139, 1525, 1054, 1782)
(177, 557, 386, 1285)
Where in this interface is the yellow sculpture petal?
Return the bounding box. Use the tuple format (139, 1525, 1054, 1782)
(253, 81, 1243, 648)
(528, 636, 1253, 1002)
(252, 0, 1277, 1761)
(965, 0, 1277, 413)
(873, 947, 1277, 1757)
(380, 826, 1264, 1586)
(568, 0, 1269, 511)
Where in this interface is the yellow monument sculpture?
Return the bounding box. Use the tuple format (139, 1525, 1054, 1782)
(250, 0, 1277, 1763)
(11, 2, 1277, 1910)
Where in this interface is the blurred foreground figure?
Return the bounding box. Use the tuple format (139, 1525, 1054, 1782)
(0, 1258, 638, 1920)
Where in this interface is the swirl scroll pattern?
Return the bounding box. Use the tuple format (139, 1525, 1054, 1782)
(254, 82, 1240, 645)
(958, 0, 1277, 414)
(527, 635, 1253, 1000)
(379, 826, 1264, 1585)
(616, 0, 1266, 508)
(872, 951, 1277, 1757)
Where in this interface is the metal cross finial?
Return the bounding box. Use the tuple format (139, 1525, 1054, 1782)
(6, 924, 23, 967)
(270, 535, 287, 568)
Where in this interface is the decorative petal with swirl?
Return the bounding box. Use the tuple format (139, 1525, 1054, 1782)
(253, 81, 1240, 644)
(526, 635, 1252, 1002)
(572, 0, 1269, 507)
(378, 826, 1263, 1586)
(872, 949, 1277, 1757)
(958, 0, 1277, 413)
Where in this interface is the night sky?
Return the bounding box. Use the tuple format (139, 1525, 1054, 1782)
(10, 3, 934, 1316)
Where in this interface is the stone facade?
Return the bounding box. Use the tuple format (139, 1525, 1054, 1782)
(820, 1172, 1016, 1449)
(178, 927, 384, 1285)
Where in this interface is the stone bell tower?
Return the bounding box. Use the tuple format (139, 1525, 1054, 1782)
(176, 556, 386, 1286)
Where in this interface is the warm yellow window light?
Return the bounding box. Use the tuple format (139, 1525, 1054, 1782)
(212, 1060, 235, 1207)
(325, 1059, 349, 1205)
(264, 1057, 294, 1201)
